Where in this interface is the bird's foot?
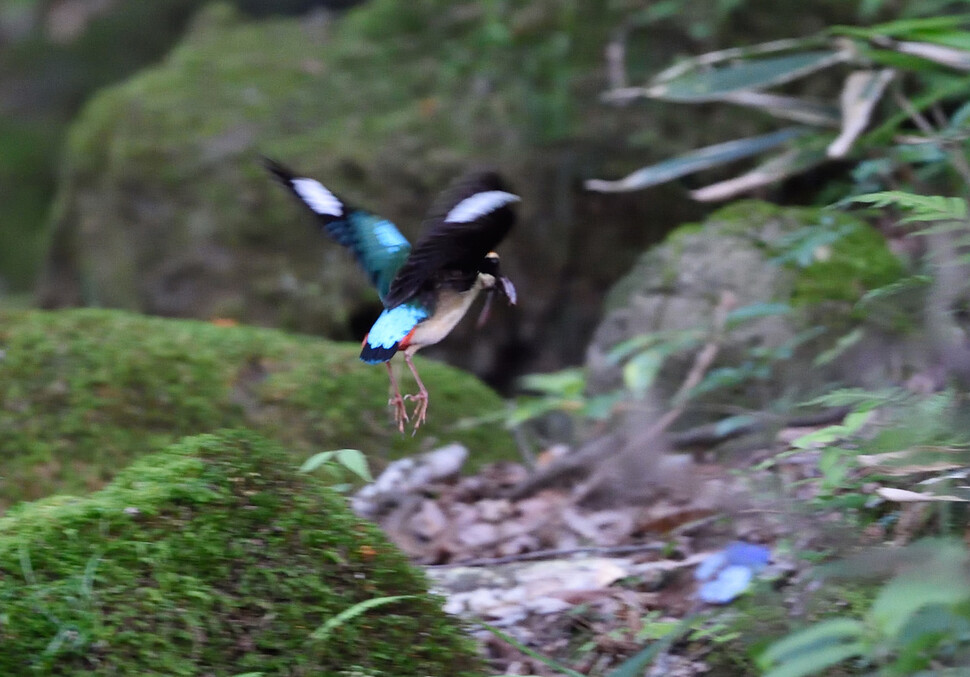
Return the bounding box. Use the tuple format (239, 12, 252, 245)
(388, 393, 409, 433)
(404, 391, 428, 434)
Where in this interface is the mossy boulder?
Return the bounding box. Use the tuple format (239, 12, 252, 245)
(0, 429, 484, 675)
(0, 308, 514, 508)
(587, 201, 915, 417)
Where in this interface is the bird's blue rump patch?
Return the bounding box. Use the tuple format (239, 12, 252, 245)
(360, 302, 429, 364)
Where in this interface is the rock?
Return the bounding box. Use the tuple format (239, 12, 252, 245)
(0, 429, 484, 674)
(0, 308, 515, 508)
(586, 201, 914, 424)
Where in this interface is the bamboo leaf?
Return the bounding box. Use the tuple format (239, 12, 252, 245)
(831, 15, 970, 40)
(645, 50, 848, 102)
(652, 38, 831, 84)
(875, 37, 970, 71)
(828, 69, 896, 158)
(586, 128, 808, 193)
(690, 143, 830, 201)
(717, 91, 841, 126)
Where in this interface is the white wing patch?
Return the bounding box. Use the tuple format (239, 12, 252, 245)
(445, 191, 520, 223)
(292, 178, 342, 217)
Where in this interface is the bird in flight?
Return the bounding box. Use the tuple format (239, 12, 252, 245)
(265, 159, 518, 433)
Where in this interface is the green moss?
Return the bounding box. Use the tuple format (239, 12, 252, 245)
(655, 200, 903, 308)
(0, 429, 484, 675)
(0, 309, 515, 508)
(788, 222, 906, 307)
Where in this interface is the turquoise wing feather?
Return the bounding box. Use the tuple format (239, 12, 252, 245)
(265, 159, 411, 302)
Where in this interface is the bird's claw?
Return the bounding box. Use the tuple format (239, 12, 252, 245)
(388, 394, 409, 434)
(404, 392, 428, 434)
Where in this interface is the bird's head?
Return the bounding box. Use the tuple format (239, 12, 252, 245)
(476, 251, 516, 328)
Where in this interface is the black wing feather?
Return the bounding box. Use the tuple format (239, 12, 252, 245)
(383, 171, 518, 308)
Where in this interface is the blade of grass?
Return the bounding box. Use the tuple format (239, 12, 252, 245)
(479, 622, 586, 677)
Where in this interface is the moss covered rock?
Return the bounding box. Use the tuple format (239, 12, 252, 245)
(587, 201, 913, 415)
(0, 429, 484, 675)
(0, 308, 514, 508)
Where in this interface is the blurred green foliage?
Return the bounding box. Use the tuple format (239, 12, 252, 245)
(760, 540, 970, 676)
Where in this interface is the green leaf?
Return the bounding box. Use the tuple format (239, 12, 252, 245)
(646, 51, 847, 102)
(869, 574, 970, 637)
(585, 128, 808, 192)
(334, 448, 371, 482)
(716, 91, 841, 126)
(762, 640, 867, 677)
(856, 275, 932, 307)
(759, 617, 867, 671)
(881, 38, 970, 70)
(607, 615, 697, 677)
(725, 302, 792, 328)
(608, 330, 702, 364)
(519, 368, 586, 397)
(863, 74, 970, 145)
(623, 349, 664, 398)
(506, 396, 581, 427)
(791, 427, 847, 449)
(299, 451, 336, 474)
(582, 392, 626, 421)
(814, 328, 865, 366)
(651, 37, 834, 86)
(310, 595, 416, 643)
(840, 191, 968, 222)
(831, 15, 970, 40)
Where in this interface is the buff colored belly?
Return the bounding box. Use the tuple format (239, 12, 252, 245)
(405, 286, 483, 352)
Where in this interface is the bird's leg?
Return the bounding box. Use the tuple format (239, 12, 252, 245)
(386, 361, 409, 433)
(403, 353, 429, 433)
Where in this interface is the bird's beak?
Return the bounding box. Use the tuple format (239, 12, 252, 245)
(476, 277, 517, 328)
(499, 276, 517, 305)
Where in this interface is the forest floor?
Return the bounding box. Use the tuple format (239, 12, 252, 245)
(349, 411, 931, 676)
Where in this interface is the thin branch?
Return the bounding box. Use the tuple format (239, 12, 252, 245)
(642, 291, 737, 439)
(425, 541, 667, 569)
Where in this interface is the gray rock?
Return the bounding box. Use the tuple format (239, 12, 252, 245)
(586, 200, 914, 422)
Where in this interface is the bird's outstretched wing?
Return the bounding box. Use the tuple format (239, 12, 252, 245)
(383, 171, 519, 308)
(264, 158, 411, 302)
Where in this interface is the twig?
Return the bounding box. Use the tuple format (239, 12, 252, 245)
(668, 405, 853, 448)
(642, 291, 737, 440)
(425, 542, 667, 569)
(891, 85, 937, 136)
